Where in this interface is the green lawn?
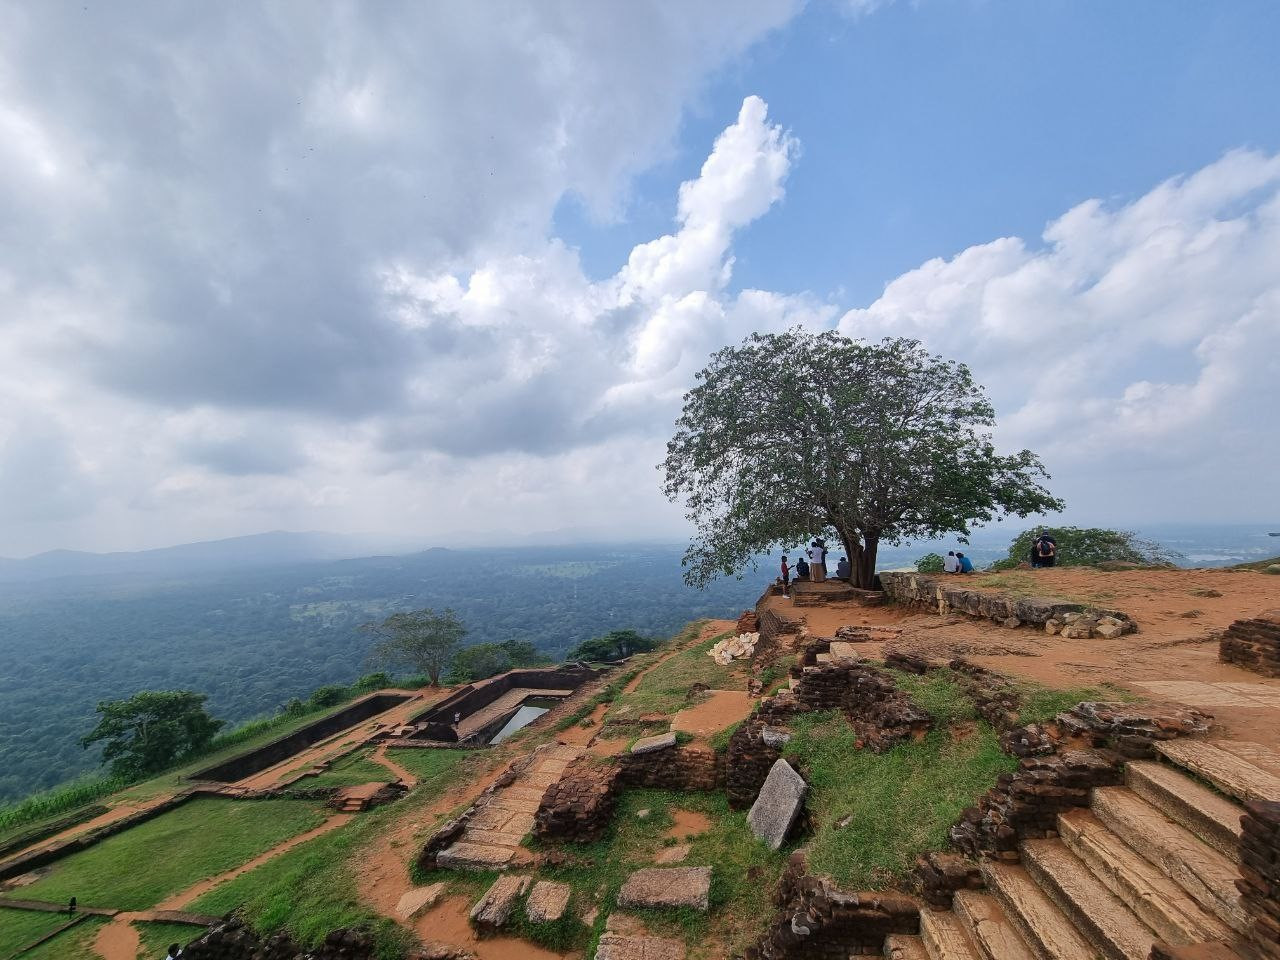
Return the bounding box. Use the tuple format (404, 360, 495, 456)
(189, 750, 470, 960)
(137, 920, 204, 957)
(785, 711, 1016, 889)
(300, 750, 394, 788)
(20, 797, 326, 910)
(606, 625, 739, 723)
(20, 916, 104, 960)
(0, 907, 73, 956)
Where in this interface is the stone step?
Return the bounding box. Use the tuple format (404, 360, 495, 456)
(1155, 739, 1280, 805)
(883, 933, 931, 960)
(951, 890, 1035, 960)
(1212, 739, 1280, 779)
(1021, 838, 1155, 960)
(918, 908, 980, 960)
(1057, 809, 1235, 946)
(435, 841, 515, 871)
(1090, 787, 1247, 934)
(1126, 761, 1242, 862)
(980, 861, 1094, 959)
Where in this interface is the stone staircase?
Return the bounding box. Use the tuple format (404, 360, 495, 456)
(886, 738, 1280, 960)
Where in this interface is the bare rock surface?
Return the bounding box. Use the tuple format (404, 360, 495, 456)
(524, 879, 571, 923)
(594, 934, 687, 960)
(617, 866, 711, 911)
(469, 874, 529, 928)
(747, 759, 807, 850)
(396, 881, 446, 919)
(630, 732, 677, 755)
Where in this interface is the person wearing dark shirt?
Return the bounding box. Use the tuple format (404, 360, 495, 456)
(780, 554, 791, 596)
(796, 555, 810, 580)
(835, 556, 851, 580)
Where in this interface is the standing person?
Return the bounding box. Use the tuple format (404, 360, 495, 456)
(796, 554, 810, 580)
(1035, 532, 1057, 568)
(808, 539, 826, 582)
(780, 554, 791, 597)
(943, 551, 959, 574)
(957, 552, 975, 574)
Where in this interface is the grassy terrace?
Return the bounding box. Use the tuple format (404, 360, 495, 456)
(970, 571, 1120, 606)
(300, 749, 396, 789)
(20, 915, 104, 959)
(603, 623, 739, 726)
(0, 907, 72, 957)
(20, 796, 326, 910)
(190, 749, 474, 959)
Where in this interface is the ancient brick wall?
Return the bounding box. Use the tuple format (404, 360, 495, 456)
(1220, 611, 1280, 678)
(534, 757, 621, 843)
(179, 919, 374, 960)
(618, 744, 721, 791)
(1239, 799, 1280, 958)
(725, 721, 784, 809)
(914, 851, 984, 909)
(949, 750, 1124, 859)
(745, 853, 919, 959)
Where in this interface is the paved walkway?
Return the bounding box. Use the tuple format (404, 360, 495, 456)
(437, 744, 581, 870)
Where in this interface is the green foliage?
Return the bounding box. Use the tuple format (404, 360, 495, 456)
(362, 608, 466, 686)
(21, 796, 326, 910)
(352, 671, 392, 692)
(308, 685, 350, 708)
(915, 552, 945, 573)
(567, 629, 659, 662)
(606, 627, 735, 721)
(785, 713, 1016, 888)
(448, 639, 550, 683)
(886, 668, 977, 729)
(300, 750, 395, 789)
(22, 916, 105, 960)
(136, 921, 201, 959)
(990, 526, 1181, 570)
(0, 774, 124, 839)
(662, 329, 1063, 589)
(1015, 681, 1134, 726)
(80, 690, 224, 780)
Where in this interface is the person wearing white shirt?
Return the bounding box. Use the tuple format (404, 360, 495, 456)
(807, 540, 826, 582)
(943, 551, 959, 574)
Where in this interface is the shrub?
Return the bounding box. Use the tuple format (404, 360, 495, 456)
(915, 552, 945, 573)
(308, 685, 350, 708)
(991, 527, 1181, 570)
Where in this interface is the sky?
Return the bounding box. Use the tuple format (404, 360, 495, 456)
(1, 0, 1278, 557)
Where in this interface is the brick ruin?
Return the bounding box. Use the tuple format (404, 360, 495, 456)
(177, 918, 375, 960)
(1219, 609, 1280, 678)
(1239, 799, 1280, 958)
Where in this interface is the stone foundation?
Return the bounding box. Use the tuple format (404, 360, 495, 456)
(725, 721, 786, 809)
(618, 743, 721, 791)
(1056, 700, 1212, 759)
(878, 572, 1136, 636)
(947, 658, 1022, 731)
(745, 852, 919, 959)
(1238, 799, 1280, 958)
(1220, 610, 1280, 678)
(179, 918, 374, 960)
(533, 757, 622, 843)
(913, 851, 984, 910)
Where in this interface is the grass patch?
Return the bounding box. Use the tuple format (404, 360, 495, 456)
(188, 750, 472, 960)
(0, 777, 125, 847)
(785, 711, 1016, 889)
(607, 626, 739, 722)
(300, 750, 395, 788)
(0, 907, 73, 956)
(136, 920, 203, 957)
(20, 915, 104, 960)
(884, 668, 977, 728)
(21, 797, 326, 910)
(1015, 681, 1134, 726)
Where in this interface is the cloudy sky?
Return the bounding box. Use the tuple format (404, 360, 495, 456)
(2, 1, 1278, 556)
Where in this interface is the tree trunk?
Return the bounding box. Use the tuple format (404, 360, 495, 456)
(854, 533, 880, 589)
(834, 524, 861, 585)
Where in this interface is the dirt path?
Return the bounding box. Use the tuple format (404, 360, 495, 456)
(370, 745, 419, 787)
(414, 895, 574, 960)
(156, 813, 353, 911)
(93, 914, 140, 960)
(8, 794, 175, 866)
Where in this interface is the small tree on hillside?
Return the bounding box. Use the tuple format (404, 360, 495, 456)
(991, 527, 1181, 570)
(568, 629, 657, 662)
(80, 690, 223, 780)
(362, 608, 466, 686)
(662, 330, 1065, 588)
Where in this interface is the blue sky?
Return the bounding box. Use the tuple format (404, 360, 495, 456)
(0, 0, 1277, 555)
(559, 1, 1280, 303)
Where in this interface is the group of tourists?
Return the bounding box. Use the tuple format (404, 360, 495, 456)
(778, 538, 852, 596)
(942, 551, 975, 574)
(941, 530, 1058, 575)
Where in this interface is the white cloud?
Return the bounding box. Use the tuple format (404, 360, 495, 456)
(839, 148, 1280, 519)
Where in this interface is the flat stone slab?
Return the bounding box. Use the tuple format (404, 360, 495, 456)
(617, 866, 711, 911)
(396, 882, 446, 919)
(470, 874, 530, 928)
(595, 933, 687, 960)
(828, 641, 859, 661)
(748, 759, 807, 851)
(525, 879, 572, 923)
(631, 732, 677, 755)
(760, 725, 791, 748)
(654, 843, 690, 864)
(436, 841, 515, 871)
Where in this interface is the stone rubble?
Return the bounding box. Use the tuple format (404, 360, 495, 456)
(709, 632, 759, 666)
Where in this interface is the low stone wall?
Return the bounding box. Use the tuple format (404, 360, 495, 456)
(412, 665, 600, 727)
(415, 754, 533, 873)
(534, 757, 622, 843)
(1220, 610, 1280, 678)
(0, 804, 110, 860)
(618, 743, 721, 791)
(1056, 700, 1211, 759)
(725, 721, 785, 809)
(947, 658, 1022, 731)
(179, 918, 374, 960)
(914, 851, 984, 910)
(758, 606, 804, 648)
(878, 572, 1136, 636)
(949, 749, 1124, 860)
(745, 852, 919, 959)
(1239, 799, 1280, 958)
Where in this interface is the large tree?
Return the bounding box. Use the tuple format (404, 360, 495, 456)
(662, 329, 1065, 588)
(363, 608, 466, 686)
(80, 690, 223, 780)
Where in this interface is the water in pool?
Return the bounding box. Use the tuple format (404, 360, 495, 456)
(488, 696, 562, 744)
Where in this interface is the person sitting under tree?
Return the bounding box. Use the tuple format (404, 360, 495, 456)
(795, 554, 809, 581)
(835, 555, 851, 580)
(956, 552, 975, 574)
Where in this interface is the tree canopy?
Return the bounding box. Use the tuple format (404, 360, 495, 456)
(80, 690, 223, 780)
(363, 608, 466, 686)
(567, 629, 658, 662)
(990, 527, 1181, 570)
(662, 330, 1064, 588)
(448, 640, 550, 683)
